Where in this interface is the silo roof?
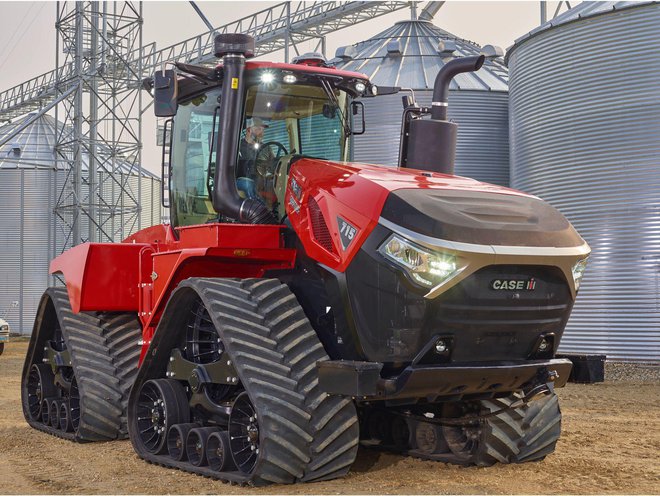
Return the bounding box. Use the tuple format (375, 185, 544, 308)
(507, 1, 658, 61)
(0, 113, 158, 178)
(335, 20, 508, 91)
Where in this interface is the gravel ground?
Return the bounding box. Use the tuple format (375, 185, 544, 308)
(606, 361, 660, 382)
(1, 339, 659, 494)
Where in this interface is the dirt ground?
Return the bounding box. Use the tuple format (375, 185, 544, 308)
(1, 339, 658, 495)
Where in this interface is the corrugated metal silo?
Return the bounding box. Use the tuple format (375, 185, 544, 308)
(507, 1, 660, 361)
(336, 19, 510, 186)
(0, 113, 161, 335)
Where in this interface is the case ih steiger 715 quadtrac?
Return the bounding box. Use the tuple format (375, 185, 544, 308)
(22, 34, 590, 485)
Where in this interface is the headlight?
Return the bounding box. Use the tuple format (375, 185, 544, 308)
(0, 325, 8, 331)
(572, 258, 588, 291)
(379, 234, 461, 288)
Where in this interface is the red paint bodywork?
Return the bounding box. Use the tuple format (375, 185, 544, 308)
(48, 60, 531, 364)
(50, 157, 529, 363)
(285, 159, 530, 272)
(51, 223, 295, 362)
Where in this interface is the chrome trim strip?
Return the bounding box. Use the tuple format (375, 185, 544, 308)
(379, 217, 590, 257)
(378, 217, 591, 300)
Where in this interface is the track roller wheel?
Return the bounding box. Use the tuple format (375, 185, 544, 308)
(442, 402, 482, 463)
(207, 431, 235, 472)
(186, 427, 219, 467)
(135, 379, 190, 455)
(50, 399, 61, 429)
(26, 364, 57, 421)
(415, 422, 445, 455)
(228, 392, 260, 475)
(59, 400, 73, 432)
(167, 423, 199, 461)
(40, 398, 54, 425)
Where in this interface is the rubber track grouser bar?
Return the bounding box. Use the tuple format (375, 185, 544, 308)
(21, 287, 141, 442)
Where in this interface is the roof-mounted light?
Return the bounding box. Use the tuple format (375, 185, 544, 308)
(260, 72, 275, 84)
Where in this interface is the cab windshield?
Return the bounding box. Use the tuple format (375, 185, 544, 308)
(169, 77, 351, 227)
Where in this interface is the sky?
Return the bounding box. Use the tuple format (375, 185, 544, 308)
(0, 0, 568, 173)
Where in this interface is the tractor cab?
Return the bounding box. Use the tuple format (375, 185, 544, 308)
(152, 49, 371, 228)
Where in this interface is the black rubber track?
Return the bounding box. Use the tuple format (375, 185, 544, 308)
(128, 278, 359, 486)
(21, 287, 141, 442)
(474, 392, 562, 466)
(98, 312, 142, 437)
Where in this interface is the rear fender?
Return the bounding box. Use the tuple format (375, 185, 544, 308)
(50, 242, 149, 313)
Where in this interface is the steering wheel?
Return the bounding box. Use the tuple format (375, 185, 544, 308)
(257, 141, 289, 173)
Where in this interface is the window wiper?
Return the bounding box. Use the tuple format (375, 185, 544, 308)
(317, 76, 351, 138)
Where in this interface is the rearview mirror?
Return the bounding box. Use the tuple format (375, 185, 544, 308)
(154, 69, 178, 117)
(351, 101, 365, 135)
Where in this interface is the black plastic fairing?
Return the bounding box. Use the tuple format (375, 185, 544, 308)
(343, 224, 574, 365)
(381, 188, 584, 247)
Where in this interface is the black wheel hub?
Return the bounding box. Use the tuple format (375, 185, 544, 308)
(229, 392, 260, 474)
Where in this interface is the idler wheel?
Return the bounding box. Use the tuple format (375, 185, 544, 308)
(135, 379, 190, 455)
(26, 364, 57, 421)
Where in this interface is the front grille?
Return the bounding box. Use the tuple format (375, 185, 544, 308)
(432, 265, 572, 362)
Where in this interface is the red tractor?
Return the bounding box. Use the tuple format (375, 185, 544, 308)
(22, 34, 590, 485)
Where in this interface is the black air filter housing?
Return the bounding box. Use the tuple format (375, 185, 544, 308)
(405, 119, 457, 175)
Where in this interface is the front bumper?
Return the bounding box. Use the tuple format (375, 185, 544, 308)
(0, 334, 9, 343)
(318, 358, 572, 401)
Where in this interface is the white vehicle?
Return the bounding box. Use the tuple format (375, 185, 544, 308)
(0, 318, 9, 356)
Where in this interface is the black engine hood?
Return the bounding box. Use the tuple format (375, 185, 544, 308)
(380, 188, 584, 248)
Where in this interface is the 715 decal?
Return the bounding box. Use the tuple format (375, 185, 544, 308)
(337, 216, 357, 251)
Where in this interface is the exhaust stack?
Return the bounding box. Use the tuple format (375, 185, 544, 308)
(212, 33, 275, 224)
(404, 55, 485, 175)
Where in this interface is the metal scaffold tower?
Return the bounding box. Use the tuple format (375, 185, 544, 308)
(53, 1, 143, 251)
(0, 1, 410, 258)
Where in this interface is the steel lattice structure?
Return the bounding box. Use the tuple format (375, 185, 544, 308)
(0, 1, 410, 259)
(53, 1, 144, 251)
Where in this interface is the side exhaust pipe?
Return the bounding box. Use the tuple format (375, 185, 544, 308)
(212, 33, 276, 224)
(431, 55, 485, 121)
(403, 55, 485, 175)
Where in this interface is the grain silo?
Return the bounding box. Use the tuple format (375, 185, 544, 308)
(0, 113, 161, 335)
(507, 1, 660, 361)
(335, 18, 510, 186)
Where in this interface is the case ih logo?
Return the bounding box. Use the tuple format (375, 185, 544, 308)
(491, 279, 537, 291)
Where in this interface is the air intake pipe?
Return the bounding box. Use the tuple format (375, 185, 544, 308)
(404, 55, 485, 175)
(212, 33, 276, 224)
